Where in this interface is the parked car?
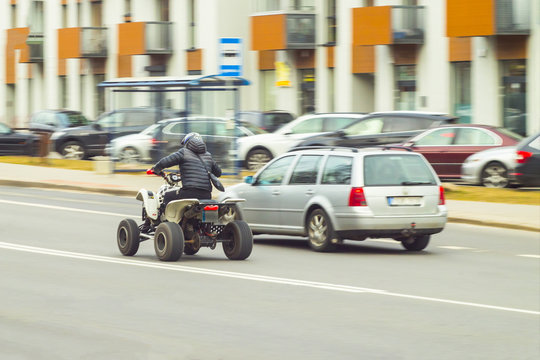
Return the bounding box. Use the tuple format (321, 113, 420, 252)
(510, 132, 540, 187)
(401, 124, 522, 179)
(149, 117, 267, 166)
(219, 146, 447, 252)
(238, 113, 365, 170)
(461, 146, 517, 188)
(0, 122, 39, 156)
(296, 111, 458, 149)
(29, 109, 90, 133)
(51, 107, 183, 160)
(237, 110, 295, 132)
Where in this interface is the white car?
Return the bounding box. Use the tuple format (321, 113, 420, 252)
(109, 123, 160, 163)
(461, 146, 517, 188)
(237, 113, 365, 170)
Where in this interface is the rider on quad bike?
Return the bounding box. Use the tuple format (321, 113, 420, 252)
(149, 132, 221, 210)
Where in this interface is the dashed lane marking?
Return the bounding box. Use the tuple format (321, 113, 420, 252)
(517, 254, 540, 259)
(0, 241, 538, 316)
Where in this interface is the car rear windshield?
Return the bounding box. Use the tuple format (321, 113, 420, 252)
(364, 154, 437, 186)
(61, 113, 90, 127)
(496, 127, 523, 141)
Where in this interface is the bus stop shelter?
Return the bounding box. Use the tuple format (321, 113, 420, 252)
(98, 75, 251, 175)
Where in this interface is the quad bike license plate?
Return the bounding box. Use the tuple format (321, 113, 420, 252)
(202, 205, 219, 223)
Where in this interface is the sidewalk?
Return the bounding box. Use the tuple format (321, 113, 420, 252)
(0, 162, 538, 232)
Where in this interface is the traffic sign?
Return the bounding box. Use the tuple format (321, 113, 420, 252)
(219, 38, 243, 77)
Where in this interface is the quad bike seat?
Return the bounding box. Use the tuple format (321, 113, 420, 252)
(199, 199, 218, 204)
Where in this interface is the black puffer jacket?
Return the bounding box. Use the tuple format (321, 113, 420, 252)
(153, 136, 222, 192)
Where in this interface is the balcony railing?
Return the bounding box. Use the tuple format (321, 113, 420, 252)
(496, 0, 530, 34)
(26, 33, 44, 62)
(392, 6, 424, 44)
(80, 27, 107, 57)
(145, 22, 173, 54)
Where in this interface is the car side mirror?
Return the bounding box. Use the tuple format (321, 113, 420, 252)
(92, 123, 102, 130)
(337, 129, 346, 138)
(283, 130, 292, 135)
(403, 141, 415, 147)
(244, 175, 254, 184)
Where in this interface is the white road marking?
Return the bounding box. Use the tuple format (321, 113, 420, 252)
(517, 254, 540, 259)
(0, 241, 538, 316)
(438, 246, 476, 250)
(0, 198, 136, 218)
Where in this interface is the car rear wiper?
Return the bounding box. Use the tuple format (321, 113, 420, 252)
(400, 181, 435, 185)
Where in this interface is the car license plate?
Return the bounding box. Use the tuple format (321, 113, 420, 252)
(387, 196, 422, 206)
(202, 209, 219, 223)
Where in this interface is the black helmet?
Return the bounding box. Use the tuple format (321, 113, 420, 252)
(181, 132, 202, 146)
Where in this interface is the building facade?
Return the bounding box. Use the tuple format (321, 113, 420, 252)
(1, 0, 539, 136)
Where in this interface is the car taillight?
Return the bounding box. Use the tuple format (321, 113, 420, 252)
(516, 150, 532, 164)
(151, 138, 158, 145)
(349, 187, 367, 206)
(439, 185, 445, 205)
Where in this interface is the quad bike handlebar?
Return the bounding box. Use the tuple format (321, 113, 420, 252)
(147, 168, 181, 186)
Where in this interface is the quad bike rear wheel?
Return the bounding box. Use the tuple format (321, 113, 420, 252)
(222, 220, 253, 260)
(154, 222, 184, 261)
(117, 218, 140, 256)
(184, 233, 201, 255)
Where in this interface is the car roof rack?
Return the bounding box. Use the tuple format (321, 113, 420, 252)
(370, 145, 413, 152)
(288, 146, 359, 153)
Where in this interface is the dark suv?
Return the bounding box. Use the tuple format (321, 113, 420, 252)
(51, 107, 183, 160)
(29, 109, 90, 132)
(237, 110, 295, 132)
(296, 111, 458, 149)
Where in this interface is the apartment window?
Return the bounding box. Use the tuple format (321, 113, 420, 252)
(365, 0, 374, 6)
(255, 0, 280, 12)
(29, 1, 44, 34)
(125, 0, 132, 20)
(11, 4, 17, 28)
(502, 60, 527, 136)
(157, 0, 169, 21)
(292, 0, 315, 11)
(77, 1, 82, 27)
(91, 1, 103, 27)
(59, 76, 67, 109)
(452, 62, 471, 124)
(188, 0, 196, 48)
(62, 4, 68, 28)
(394, 65, 416, 110)
(326, 0, 336, 44)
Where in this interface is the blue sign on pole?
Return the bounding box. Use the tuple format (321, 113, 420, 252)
(219, 38, 243, 77)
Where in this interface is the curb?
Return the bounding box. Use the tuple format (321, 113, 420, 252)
(1, 179, 537, 233)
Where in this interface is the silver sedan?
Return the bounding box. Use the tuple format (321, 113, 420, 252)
(461, 146, 516, 188)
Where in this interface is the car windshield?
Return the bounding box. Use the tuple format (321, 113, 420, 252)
(141, 124, 160, 136)
(61, 113, 90, 127)
(364, 154, 437, 186)
(241, 122, 267, 135)
(0, 123, 11, 134)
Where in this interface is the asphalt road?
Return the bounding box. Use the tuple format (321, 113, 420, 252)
(0, 186, 539, 360)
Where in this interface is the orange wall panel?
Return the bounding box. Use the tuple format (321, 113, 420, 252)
(58, 58, 67, 76)
(258, 50, 276, 70)
(352, 45, 375, 74)
(5, 27, 30, 84)
(449, 37, 472, 62)
(352, 6, 391, 46)
(58, 27, 81, 59)
(118, 22, 145, 56)
(117, 55, 132, 77)
(251, 14, 286, 51)
(447, 0, 494, 37)
(187, 49, 203, 71)
(497, 36, 528, 60)
(326, 46, 335, 68)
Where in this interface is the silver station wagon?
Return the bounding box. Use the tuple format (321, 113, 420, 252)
(219, 146, 447, 252)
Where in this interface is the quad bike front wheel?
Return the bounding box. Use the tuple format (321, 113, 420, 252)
(154, 222, 184, 261)
(222, 220, 253, 260)
(117, 218, 140, 256)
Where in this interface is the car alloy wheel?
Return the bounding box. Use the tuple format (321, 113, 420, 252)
(119, 147, 141, 163)
(481, 162, 508, 188)
(61, 141, 85, 160)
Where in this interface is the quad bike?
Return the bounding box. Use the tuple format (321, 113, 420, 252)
(116, 170, 252, 261)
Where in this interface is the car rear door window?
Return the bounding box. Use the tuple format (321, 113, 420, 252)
(256, 155, 296, 186)
(125, 112, 155, 127)
(385, 117, 433, 132)
(321, 156, 353, 184)
(289, 155, 323, 184)
(414, 128, 457, 145)
(364, 154, 437, 186)
(344, 117, 384, 136)
(290, 117, 324, 134)
(454, 128, 499, 145)
(323, 117, 358, 132)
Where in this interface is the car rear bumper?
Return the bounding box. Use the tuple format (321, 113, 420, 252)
(333, 212, 447, 237)
(337, 227, 444, 240)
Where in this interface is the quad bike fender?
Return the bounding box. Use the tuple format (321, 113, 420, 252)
(165, 199, 200, 223)
(136, 189, 159, 220)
